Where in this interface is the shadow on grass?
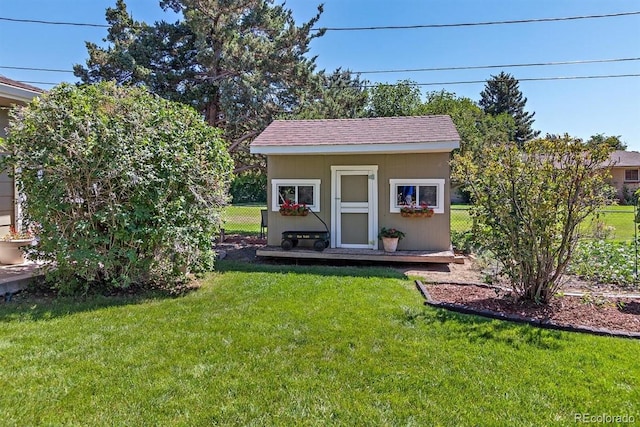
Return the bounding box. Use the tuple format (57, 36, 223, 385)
(403, 305, 567, 350)
(0, 283, 193, 323)
(216, 259, 408, 280)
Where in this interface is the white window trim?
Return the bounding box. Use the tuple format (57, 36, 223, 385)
(271, 179, 321, 212)
(389, 178, 445, 214)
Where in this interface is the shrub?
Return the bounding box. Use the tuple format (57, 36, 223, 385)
(230, 171, 267, 204)
(567, 240, 637, 286)
(451, 230, 476, 254)
(2, 82, 234, 294)
(453, 136, 613, 303)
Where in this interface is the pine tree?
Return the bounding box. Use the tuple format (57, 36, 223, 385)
(74, 0, 325, 172)
(479, 72, 540, 145)
(293, 68, 369, 119)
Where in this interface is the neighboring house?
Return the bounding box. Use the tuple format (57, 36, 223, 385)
(250, 115, 460, 257)
(608, 150, 640, 201)
(0, 76, 43, 235)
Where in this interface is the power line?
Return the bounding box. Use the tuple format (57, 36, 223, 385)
(362, 73, 640, 88)
(0, 16, 108, 28)
(0, 65, 75, 73)
(1, 11, 638, 32)
(355, 57, 640, 75)
(4, 56, 639, 76)
(14, 81, 62, 86)
(317, 11, 640, 31)
(16, 73, 640, 88)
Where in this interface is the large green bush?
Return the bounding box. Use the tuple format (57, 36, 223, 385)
(2, 82, 233, 293)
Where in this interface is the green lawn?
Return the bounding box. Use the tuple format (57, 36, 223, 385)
(1, 262, 638, 425)
(225, 204, 637, 241)
(222, 204, 265, 235)
(591, 206, 636, 241)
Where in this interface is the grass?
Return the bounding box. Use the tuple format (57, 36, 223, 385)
(591, 206, 636, 241)
(224, 204, 637, 241)
(222, 204, 265, 235)
(450, 205, 471, 233)
(1, 261, 638, 425)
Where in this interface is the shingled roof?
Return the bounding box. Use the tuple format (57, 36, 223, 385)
(609, 150, 640, 167)
(251, 115, 460, 155)
(0, 75, 44, 94)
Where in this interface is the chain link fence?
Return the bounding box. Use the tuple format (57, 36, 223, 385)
(221, 204, 637, 242)
(222, 204, 476, 239)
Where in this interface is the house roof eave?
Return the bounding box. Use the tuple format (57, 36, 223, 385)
(250, 140, 460, 155)
(0, 83, 41, 104)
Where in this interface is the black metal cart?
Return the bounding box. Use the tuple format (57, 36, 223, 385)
(280, 210, 330, 251)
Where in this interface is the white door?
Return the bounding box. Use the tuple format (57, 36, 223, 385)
(331, 166, 378, 249)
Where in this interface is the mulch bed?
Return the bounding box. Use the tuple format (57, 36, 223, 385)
(417, 282, 640, 338)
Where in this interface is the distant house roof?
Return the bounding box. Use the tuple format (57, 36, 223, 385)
(0, 75, 44, 105)
(609, 150, 640, 167)
(250, 115, 460, 155)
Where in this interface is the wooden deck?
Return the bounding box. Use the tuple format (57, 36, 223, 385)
(256, 246, 463, 264)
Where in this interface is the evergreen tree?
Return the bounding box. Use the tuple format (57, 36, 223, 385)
(74, 0, 325, 172)
(293, 68, 368, 119)
(479, 72, 540, 145)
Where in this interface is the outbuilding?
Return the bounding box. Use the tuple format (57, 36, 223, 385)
(250, 115, 461, 263)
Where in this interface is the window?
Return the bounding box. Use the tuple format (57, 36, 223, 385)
(624, 169, 639, 182)
(389, 179, 445, 214)
(271, 179, 321, 212)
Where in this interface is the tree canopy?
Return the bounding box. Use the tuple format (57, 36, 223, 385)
(419, 90, 514, 154)
(367, 80, 422, 117)
(586, 133, 627, 151)
(479, 71, 540, 145)
(74, 0, 325, 172)
(293, 68, 368, 119)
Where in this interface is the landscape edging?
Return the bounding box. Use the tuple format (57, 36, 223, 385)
(415, 280, 640, 340)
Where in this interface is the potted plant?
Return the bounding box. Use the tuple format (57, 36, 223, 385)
(279, 200, 309, 216)
(378, 227, 405, 252)
(0, 226, 35, 265)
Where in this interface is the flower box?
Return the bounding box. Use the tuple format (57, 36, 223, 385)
(400, 206, 434, 218)
(279, 209, 309, 216)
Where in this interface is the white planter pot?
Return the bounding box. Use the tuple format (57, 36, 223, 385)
(0, 239, 34, 265)
(382, 237, 399, 253)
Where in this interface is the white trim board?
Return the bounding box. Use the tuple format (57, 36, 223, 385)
(251, 141, 459, 155)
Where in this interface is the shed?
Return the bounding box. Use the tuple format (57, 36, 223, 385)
(250, 115, 461, 262)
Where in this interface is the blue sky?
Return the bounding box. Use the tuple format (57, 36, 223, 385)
(1, 0, 639, 148)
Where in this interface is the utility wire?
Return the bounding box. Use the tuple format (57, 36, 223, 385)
(316, 11, 640, 31)
(0, 65, 75, 73)
(361, 73, 640, 88)
(355, 57, 640, 74)
(0, 11, 638, 31)
(0, 17, 109, 28)
(16, 73, 640, 88)
(4, 57, 639, 75)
